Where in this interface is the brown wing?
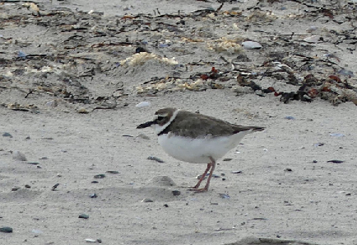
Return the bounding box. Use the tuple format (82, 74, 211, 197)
(166, 110, 264, 138)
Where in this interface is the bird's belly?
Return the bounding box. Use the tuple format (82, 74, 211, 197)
(158, 133, 247, 163)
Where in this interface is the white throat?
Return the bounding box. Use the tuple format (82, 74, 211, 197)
(154, 109, 180, 135)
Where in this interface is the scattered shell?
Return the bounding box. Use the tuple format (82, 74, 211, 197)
(136, 101, 151, 108)
(330, 133, 345, 138)
(242, 41, 262, 49)
(79, 214, 89, 219)
(141, 198, 154, 203)
(303, 35, 321, 43)
(94, 174, 106, 179)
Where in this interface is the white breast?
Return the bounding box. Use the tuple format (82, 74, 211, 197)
(157, 130, 252, 163)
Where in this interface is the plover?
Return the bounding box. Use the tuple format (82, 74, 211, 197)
(137, 108, 264, 192)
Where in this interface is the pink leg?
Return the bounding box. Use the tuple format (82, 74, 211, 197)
(192, 163, 212, 189)
(191, 157, 216, 192)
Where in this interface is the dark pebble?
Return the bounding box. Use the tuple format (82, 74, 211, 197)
(91, 181, 99, 184)
(27, 162, 39, 165)
(147, 156, 165, 163)
(94, 174, 106, 179)
(223, 158, 232, 161)
(172, 190, 181, 196)
(106, 171, 119, 174)
(25, 184, 31, 188)
(231, 170, 242, 174)
(12, 186, 20, 191)
(327, 160, 344, 164)
(0, 227, 13, 233)
(89, 193, 98, 198)
(51, 183, 60, 191)
(79, 214, 89, 219)
(312, 160, 317, 163)
(2, 132, 13, 138)
(284, 168, 292, 172)
(164, 204, 169, 208)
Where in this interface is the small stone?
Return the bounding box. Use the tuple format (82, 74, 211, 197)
(0, 227, 13, 233)
(284, 168, 293, 172)
(79, 214, 89, 219)
(172, 190, 181, 196)
(284, 116, 295, 120)
(13, 151, 27, 161)
(231, 170, 242, 174)
(25, 184, 31, 188)
(223, 158, 232, 161)
(11, 186, 20, 191)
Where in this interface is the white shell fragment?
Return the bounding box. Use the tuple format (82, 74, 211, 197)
(242, 41, 262, 49)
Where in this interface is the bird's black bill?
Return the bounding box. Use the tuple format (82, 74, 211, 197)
(137, 120, 156, 129)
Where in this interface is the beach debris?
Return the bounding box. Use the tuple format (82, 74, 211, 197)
(0, 1, 356, 112)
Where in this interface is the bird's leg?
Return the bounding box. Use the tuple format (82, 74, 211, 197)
(191, 157, 216, 192)
(191, 163, 211, 189)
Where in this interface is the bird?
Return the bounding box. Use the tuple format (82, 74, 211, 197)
(137, 108, 264, 192)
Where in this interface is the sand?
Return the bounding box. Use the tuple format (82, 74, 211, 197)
(0, 0, 357, 244)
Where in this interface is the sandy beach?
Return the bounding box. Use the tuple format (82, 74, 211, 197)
(0, 0, 357, 244)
